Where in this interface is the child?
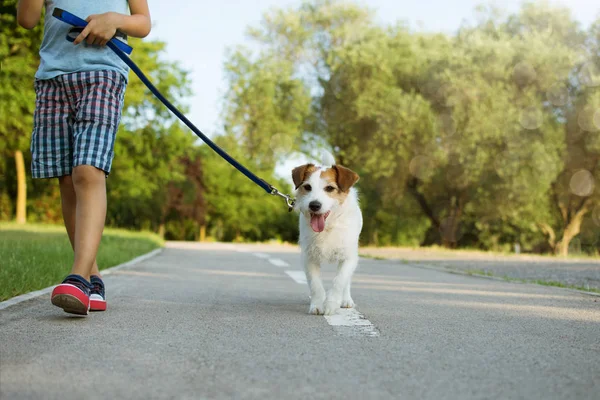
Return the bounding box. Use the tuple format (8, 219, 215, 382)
(17, 0, 151, 315)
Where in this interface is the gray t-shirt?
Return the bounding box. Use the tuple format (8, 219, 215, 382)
(36, 0, 130, 81)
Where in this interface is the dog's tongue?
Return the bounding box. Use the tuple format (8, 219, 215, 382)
(310, 214, 326, 232)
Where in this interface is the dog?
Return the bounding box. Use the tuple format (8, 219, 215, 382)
(292, 151, 362, 315)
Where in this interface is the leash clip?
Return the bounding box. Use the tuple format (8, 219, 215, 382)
(270, 187, 296, 212)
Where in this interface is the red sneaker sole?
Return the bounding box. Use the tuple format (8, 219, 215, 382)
(51, 294, 89, 315)
(90, 299, 107, 311)
(51, 284, 89, 315)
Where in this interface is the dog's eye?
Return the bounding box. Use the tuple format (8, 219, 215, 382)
(304, 184, 312, 191)
(325, 186, 336, 193)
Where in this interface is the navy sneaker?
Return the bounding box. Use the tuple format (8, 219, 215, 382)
(51, 274, 93, 315)
(90, 275, 107, 311)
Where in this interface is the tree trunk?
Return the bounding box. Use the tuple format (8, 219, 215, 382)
(371, 229, 379, 246)
(538, 222, 556, 253)
(440, 214, 461, 248)
(15, 150, 27, 224)
(555, 204, 589, 256)
(198, 224, 206, 242)
(439, 194, 464, 249)
(407, 178, 440, 229)
(158, 223, 165, 239)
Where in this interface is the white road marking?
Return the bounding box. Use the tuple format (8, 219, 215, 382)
(325, 308, 380, 337)
(268, 258, 290, 267)
(285, 270, 307, 284)
(282, 269, 380, 338)
(252, 252, 270, 259)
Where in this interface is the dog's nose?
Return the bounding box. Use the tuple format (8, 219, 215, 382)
(309, 201, 321, 212)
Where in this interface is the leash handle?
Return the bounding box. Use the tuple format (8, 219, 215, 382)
(52, 7, 133, 55)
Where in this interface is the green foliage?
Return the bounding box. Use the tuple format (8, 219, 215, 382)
(231, 0, 599, 253)
(1, 0, 598, 254)
(222, 47, 311, 170)
(0, 0, 43, 155)
(107, 122, 194, 229)
(106, 37, 196, 231)
(201, 135, 297, 242)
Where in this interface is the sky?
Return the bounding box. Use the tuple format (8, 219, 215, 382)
(143, 0, 598, 178)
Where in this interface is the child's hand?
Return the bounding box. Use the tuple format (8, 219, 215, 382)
(73, 12, 121, 46)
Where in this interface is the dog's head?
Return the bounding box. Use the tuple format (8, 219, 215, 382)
(292, 163, 359, 233)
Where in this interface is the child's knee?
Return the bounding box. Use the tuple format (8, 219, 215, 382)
(72, 165, 105, 187)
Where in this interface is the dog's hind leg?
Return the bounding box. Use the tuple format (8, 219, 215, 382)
(324, 256, 358, 315)
(303, 253, 326, 315)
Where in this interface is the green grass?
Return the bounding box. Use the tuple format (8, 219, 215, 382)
(509, 277, 600, 294)
(463, 269, 494, 277)
(0, 223, 163, 301)
(443, 265, 600, 294)
(359, 253, 386, 260)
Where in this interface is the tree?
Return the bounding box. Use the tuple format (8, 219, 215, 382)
(103, 38, 197, 235)
(402, 3, 574, 248)
(106, 122, 195, 233)
(162, 150, 207, 241)
(0, 0, 43, 223)
(200, 134, 294, 242)
(227, 0, 597, 253)
(0, 23, 200, 234)
(222, 46, 311, 171)
(547, 17, 600, 255)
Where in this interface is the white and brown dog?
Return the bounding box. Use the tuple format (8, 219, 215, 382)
(292, 152, 362, 315)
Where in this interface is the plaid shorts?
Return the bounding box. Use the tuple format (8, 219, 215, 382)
(31, 70, 126, 178)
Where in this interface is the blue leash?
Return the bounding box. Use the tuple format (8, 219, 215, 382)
(52, 8, 295, 211)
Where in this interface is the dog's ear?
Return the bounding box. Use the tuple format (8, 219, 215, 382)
(333, 165, 359, 192)
(292, 164, 315, 189)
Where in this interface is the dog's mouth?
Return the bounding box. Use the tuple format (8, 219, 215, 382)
(309, 211, 331, 233)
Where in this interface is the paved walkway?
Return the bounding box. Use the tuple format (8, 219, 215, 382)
(1, 242, 599, 399)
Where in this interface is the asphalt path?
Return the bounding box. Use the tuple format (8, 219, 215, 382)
(1, 242, 599, 400)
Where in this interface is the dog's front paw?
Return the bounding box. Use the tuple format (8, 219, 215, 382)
(308, 300, 325, 315)
(340, 296, 355, 308)
(323, 299, 341, 315)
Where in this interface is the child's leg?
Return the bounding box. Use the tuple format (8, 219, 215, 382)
(68, 70, 126, 280)
(60, 173, 108, 312)
(31, 76, 99, 314)
(70, 165, 107, 281)
(58, 175, 102, 279)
